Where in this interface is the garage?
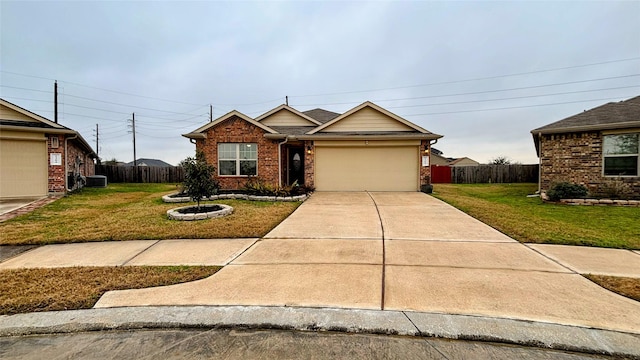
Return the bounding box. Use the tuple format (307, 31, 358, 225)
(314, 143, 419, 191)
(0, 136, 48, 199)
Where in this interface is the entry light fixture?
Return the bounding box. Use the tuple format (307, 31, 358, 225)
(424, 145, 429, 154)
(307, 146, 312, 154)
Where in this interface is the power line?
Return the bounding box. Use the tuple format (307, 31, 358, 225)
(384, 85, 640, 110)
(290, 57, 640, 98)
(401, 96, 633, 117)
(291, 74, 640, 107)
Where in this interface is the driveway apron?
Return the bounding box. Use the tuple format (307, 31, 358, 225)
(95, 192, 640, 334)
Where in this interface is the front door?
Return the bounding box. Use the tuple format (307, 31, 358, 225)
(287, 147, 305, 186)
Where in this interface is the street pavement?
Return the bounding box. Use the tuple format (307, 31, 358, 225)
(1, 191, 639, 357)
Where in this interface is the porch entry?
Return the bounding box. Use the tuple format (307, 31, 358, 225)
(286, 146, 305, 186)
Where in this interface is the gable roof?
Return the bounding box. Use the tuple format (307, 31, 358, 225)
(1, 98, 98, 159)
(531, 95, 640, 155)
(125, 158, 173, 167)
(183, 110, 278, 139)
(532, 95, 640, 135)
(1, 98, 67, 130)
(307, 101, 434, 135)
(255, 104, 321, 126)
(302, 108, 341, 124)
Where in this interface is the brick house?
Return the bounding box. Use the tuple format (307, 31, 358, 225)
(0, 98, 98, 199)
(531, 95, 640, 199)
(183, 101, 442, 192)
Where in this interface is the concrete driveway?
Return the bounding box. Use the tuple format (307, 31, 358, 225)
(94, 192, 640, 334)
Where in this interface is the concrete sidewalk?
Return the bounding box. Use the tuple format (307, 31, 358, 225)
(1, 191, 639, 353)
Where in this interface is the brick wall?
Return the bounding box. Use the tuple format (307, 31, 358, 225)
(47, 134, 65, 193)
(304, 140, 315, 188)
(540, 131, 640, 199)
(420, 140, 432, 186)
(67, 140, 95, 177)
(196, 116, 280, 190)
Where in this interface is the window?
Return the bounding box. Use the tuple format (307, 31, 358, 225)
(603, 133, 639, 176)
(218, 143, 257, 176)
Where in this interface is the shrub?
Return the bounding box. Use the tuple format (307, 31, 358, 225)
(243, 178, 314, 197)
(546, 182, 588, 201)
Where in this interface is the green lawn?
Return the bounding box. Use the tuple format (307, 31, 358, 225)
(431, 183, 640, 249)
(0, 183, 300, 245)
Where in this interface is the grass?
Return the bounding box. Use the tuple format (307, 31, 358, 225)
(431, 183, 640, 249)
(0, 183, 300, 245)
(0, 266, 220, 315)
(584, 275, 640, 302)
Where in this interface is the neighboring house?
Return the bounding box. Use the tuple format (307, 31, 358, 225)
(531, 95, 640, 199)
(124, 158, 173, 167)
(183, 101, 442, 191)
(0, 98, 97, 199)
(430, 149, 479, 167)
(448, 157, 479, 167)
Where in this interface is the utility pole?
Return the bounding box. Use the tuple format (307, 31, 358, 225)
(209, 104, 213, 122)
(54, 81, 58, 124)
(94, 124, 99, 158)
(285, 96, 288, 106)
(128, 113, 137, 167)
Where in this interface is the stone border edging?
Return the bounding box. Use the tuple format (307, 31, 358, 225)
(0, 306, 638, 358)
(540, 192, 640, 206)
(167, 204, 233, 221)
(162, 193, 310, 203)
(559, 198, 640, 206)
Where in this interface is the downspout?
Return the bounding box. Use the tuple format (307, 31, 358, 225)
(538, 132, 542, 194)
(277, 137, 289, 188)
(64, 134, 78, 193)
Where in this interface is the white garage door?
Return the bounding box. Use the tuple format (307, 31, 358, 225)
(0, 139, 48, 199)
(315, 146, 419, 191)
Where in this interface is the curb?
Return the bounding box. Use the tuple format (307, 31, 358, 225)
(1, 306, 638, 358)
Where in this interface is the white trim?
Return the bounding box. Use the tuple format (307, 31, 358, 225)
(218, 143, 258, 177)
(255, 105, 322, 126)
(601, 132, 640, 177)
(185, 110, 278, 137)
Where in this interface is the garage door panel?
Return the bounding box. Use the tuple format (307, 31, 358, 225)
(315, 146, 418, 191)
(0, 139, 48, 198)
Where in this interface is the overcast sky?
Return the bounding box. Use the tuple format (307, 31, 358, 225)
(2, 1, 639, 165)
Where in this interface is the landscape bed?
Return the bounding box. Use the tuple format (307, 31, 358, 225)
(0, 183, 300, 245)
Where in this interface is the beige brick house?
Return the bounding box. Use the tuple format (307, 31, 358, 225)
(531, 95, 640, 199)
(0, 98, 97, 199)
(183, 101, 442, 191)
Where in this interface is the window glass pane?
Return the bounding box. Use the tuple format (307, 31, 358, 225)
(603, 134, 639, 155)
(239, 160, 257, 176)
(239, 143, 257, 160)
(604, 156, 638, 176)
(218, 143, 236, 160)
(219, 160, 237, 175)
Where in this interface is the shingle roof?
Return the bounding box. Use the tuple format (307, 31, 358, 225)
(125, 158, 173, 167)
(0, 120, 57, 129)
(532, 95, 640, 134)
(302, 108, 341, 124)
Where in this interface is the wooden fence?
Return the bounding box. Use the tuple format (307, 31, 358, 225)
(96, 165, 184, 183)
(450, 164, 539, 184)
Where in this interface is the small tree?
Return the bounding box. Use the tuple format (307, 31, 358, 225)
(180, 151, 218, 211)
(489, 156, 512, 165)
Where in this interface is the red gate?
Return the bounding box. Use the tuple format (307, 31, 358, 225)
(431, 165, 452, 183)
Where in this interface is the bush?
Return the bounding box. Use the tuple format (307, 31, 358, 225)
(243, 177, 314, 197)
(546, 182, 588, 201)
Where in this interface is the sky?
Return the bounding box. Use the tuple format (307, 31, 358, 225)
(1, 1, 639, 165)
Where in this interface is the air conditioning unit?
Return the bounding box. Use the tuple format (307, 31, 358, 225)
(86, 175, 108, 188)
